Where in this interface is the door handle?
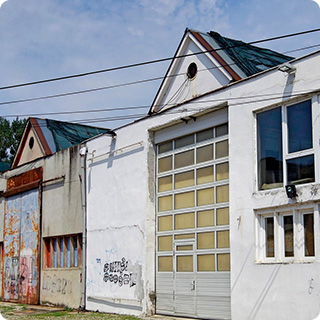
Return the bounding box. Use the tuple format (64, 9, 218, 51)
(191, 280, 195, 291)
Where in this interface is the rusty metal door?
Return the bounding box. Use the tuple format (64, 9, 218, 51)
(3, 189, 40, 304)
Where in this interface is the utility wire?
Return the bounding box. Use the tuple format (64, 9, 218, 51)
(0, 27, 320, 91)
(26, 87, 320, 126)
(1, 40, 320, 109)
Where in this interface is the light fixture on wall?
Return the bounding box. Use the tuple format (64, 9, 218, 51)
(285, 184, 297, 199)
(278, 63, 296, 74)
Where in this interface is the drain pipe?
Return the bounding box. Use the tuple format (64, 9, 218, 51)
(79, 146, 88, 310)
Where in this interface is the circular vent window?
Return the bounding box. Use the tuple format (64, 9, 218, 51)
(187, 62, 197, 80)
(29, 137, 34, 149)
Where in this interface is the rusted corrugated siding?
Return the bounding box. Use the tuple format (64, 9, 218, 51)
(3, 189, 40, 304)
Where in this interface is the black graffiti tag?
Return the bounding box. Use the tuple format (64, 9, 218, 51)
(103, 257, 136, 287)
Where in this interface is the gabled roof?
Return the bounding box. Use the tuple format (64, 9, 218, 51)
(149, 28, 293, 114)
(12, 117, 113, 168)
(205, 31, 293, 76)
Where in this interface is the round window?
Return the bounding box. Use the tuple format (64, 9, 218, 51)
(187, 62, 197, 80)
(29, 137, 34, 149)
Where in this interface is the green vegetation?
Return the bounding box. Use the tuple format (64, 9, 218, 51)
(0, 117, 27, 164)
(0, 303, 143, 320)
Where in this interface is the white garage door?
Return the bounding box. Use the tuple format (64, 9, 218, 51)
(155, 123, 231, 320)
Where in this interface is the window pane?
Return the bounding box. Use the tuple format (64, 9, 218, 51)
(216, 124, 228, 137)
(197, 144, 213, 163)
(175, 134, 194, 149)
(158, 256, 173, 272)
(74, 236, 78, 267)
(197, 232, 215, 249)
(287, 155, 314, 185)
(175, 150, 194, 169)
(158, 235, 173, 251)
(54, 238, 57, 268)
(60, 238, 64, 268)
(177, 245, 193, 251)
(175, 233, 195, 240)
(197, 210, 215, 227)
(158, 156, 172, 173)
(304, 213, 314, 257)
(174, 170, 194, 189)
(198, 254, 215, 271)
(287, 100, 312, 153)
(177, 255, 193, 272)
(197, 166, 214, 185)
(284, 216, 294, 257)
(197, 188, 214, 206)
(217, 253, 230, 271)
(216, 163, 229, 181)
(158, 215, 172, 231)
(217, 207, 229, 225)
(257, 108, 283, 190)
(265, 217, 274, 258)
(175, 191, 195, 209)
(197, 129, 213, 142)
(175, 212, 195, 230)
(216, 185, 229, 203)
(158, 176, 172, 192)
(216, 140, 228, 159)
(158, 195, 173, 212)
(67, 237, 71, 268)
(159, 141, 173, 154)
(217, 231, 229, 248)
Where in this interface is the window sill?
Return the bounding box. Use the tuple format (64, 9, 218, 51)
(255, 258, 316, 265)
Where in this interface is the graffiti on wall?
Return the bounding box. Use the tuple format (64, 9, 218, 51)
(3, 256, 20, 300)
(42, 274, 73, 295)
(103, 257, 136, 287)
(3, 189, 40, 304)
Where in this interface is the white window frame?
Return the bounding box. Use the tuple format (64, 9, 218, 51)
(256, 96, 319, 191)
(255, 204, 319, 263)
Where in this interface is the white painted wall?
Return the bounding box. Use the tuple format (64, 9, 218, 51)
(85, 51, 320, 319)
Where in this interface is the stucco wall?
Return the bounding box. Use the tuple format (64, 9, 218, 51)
(86, 51, 320, 319)
(40, 269, 82, 307)
(228, 54, 320, 320)
(42, 145, 82, 237)
(85, 129, 156, 315)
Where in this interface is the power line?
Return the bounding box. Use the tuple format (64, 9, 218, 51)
(1, 40, 320, 109)
(26, 88, 320, 126)
(1, 27, 320, 91)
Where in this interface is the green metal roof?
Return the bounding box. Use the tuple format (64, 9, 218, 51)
(207, 31, 294, 76)
(43, 118, 112, 152)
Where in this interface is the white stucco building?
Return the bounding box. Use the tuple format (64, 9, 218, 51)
(83, 29, 320, 320)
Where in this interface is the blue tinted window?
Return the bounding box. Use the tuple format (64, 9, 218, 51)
(287, 100, 312, 153)
(287, 155, 314, 185)
(257, 107, 283, 190)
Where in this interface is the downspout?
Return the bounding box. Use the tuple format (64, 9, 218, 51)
(79, 146, 88, 310)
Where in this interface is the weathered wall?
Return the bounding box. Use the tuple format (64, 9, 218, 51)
(228, 53, 320, 320)
(86, 51, 320, 320)
(42, 145, 82, 237)
(0, 145, 83, 308)
(85, 130, 156, 316)
(40, 269, 82, 307)
(40, 145, 82, 308)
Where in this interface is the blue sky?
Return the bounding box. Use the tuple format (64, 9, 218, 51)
(0, 0, 319, 128)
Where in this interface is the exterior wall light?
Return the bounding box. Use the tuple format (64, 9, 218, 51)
(278, 63, 296, 74)
(285, 184, 297, 199)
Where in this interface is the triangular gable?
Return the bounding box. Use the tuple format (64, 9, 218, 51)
(12, 118, 52, 168)
(149, 29, 293, 115)
(149, 29, 243, 114)
(12, 117, 113, 168)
